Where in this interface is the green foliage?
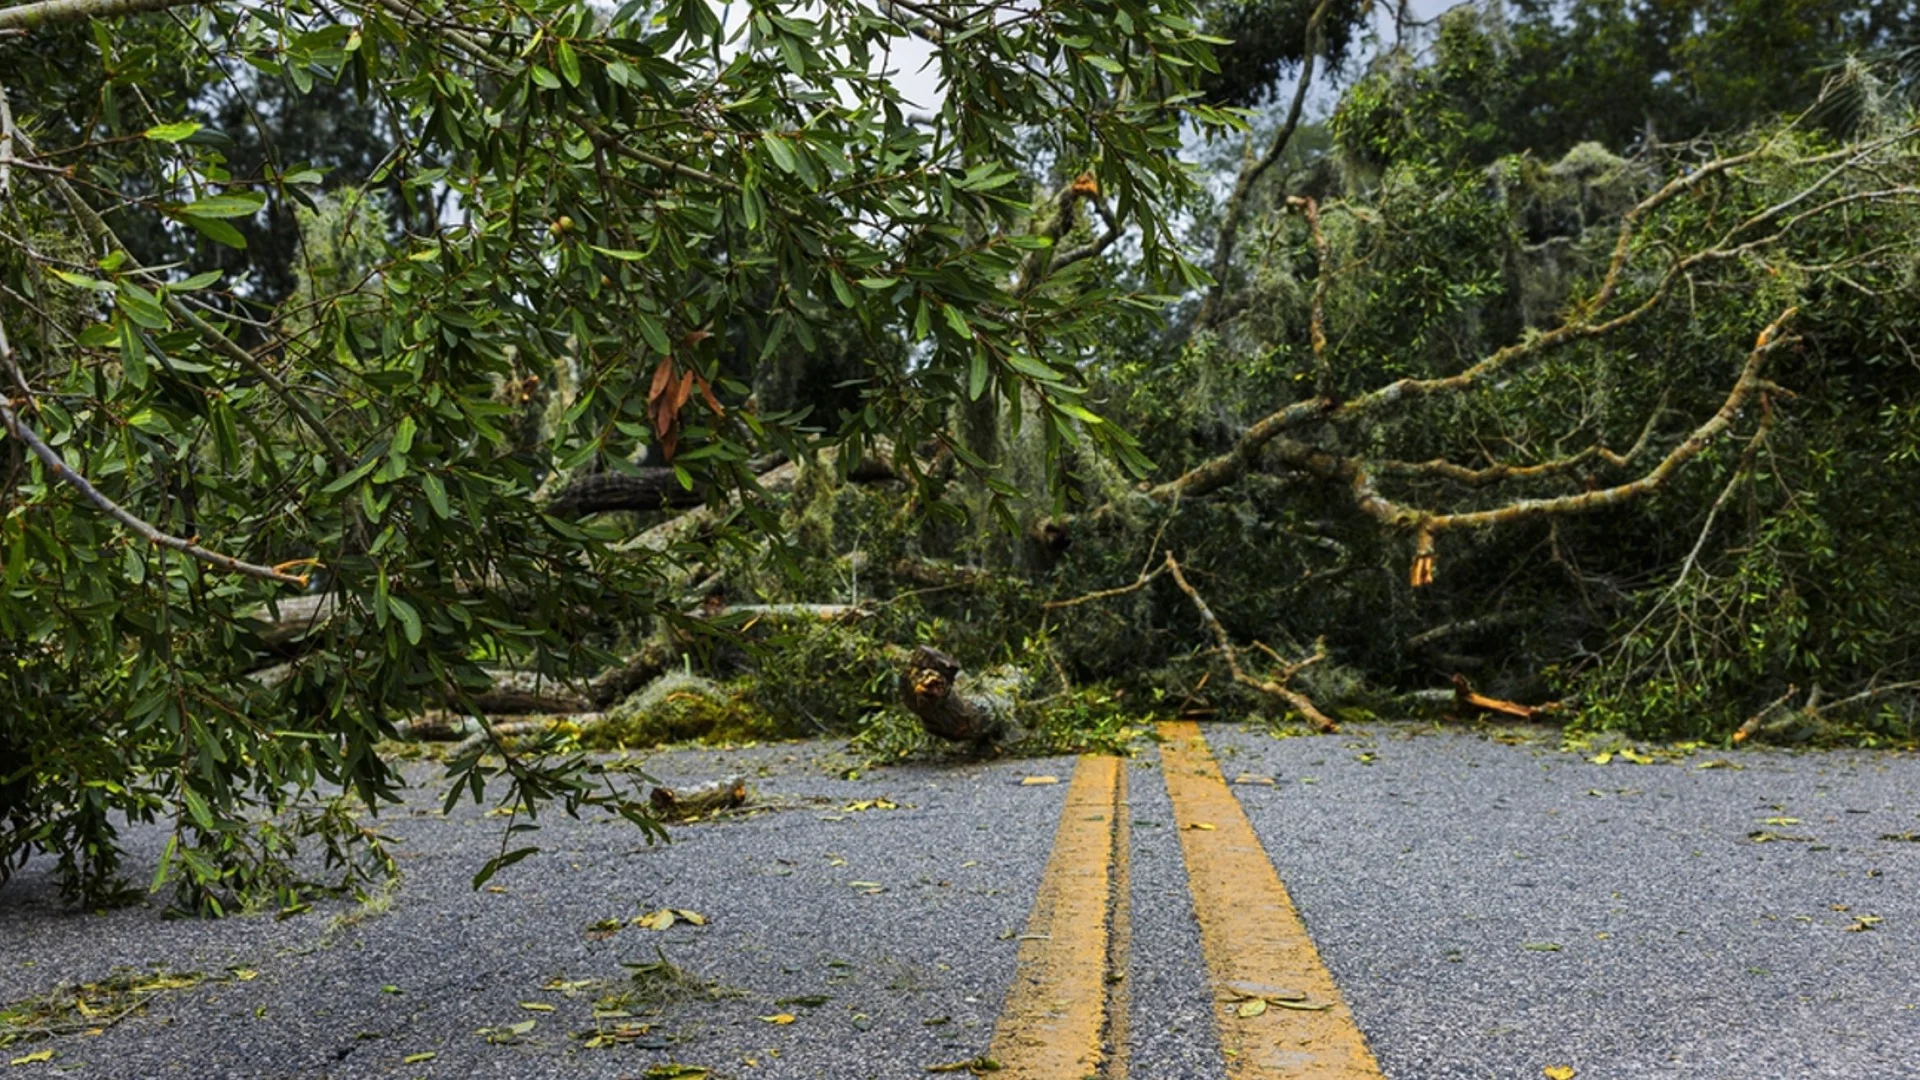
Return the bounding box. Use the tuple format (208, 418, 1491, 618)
(1351, 1, 1920, 168)
(1195, 0, 1370, 108)
(1018, 685, 1148, 756)
(1093, 96, 1920, 740)
(0, 0, 1225, 907)
(746, 620, 900, 735)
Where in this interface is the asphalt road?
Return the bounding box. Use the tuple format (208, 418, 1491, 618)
(2, 723, 1917, 1079)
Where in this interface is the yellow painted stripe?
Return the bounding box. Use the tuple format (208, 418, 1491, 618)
(1105, 764, 1132, 1080)
(990, 753, 1124, 1079)
(1158, 721, 1385, 1080)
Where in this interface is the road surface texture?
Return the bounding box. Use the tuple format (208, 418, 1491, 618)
(1, 721, 1916, 1078)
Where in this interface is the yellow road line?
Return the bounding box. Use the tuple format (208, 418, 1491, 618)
(1105, 765, 1131, 1080)
(990, 754, 1125, 1079)
(1158, 720, 1385, 1080)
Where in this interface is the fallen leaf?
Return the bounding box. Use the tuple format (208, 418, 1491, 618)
(1020, 776, 1059, 786)
(1619, 749, 1654, 765)
(1544, 1067, 1576, 1080)
(1588, 752, 1613, 765)
(403, 1051, 436, 1064)
(1236, 998, 1268, 1018)
(634, 909, 678, 931)
(1880, 832, 1920, 842)
(758, 1013, 796, 1024)
(9, 1049, 54, 1065)
(1187, 822, 1217, 831)
(231, 968, 259, 982)
(925, 1057, 1002, 1074)
(1763, 816, 1802, 826)
(643, 1066, 712, 1079)
(1219, 981, 1307, 1003)
(1846, 915, 1883, 932)
(1522, 942, 1562, 952)
(1270, 998, 1334, 1011)
(1694, 759, 1739, 770)
(520, 1001, 555, 1012)
(1233, 774, 1277, 786)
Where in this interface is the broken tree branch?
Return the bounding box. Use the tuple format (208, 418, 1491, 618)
(0, 314, 311, 587)
(1149, 127, 1920, 507)
(1162, 553, 1337, 732)
(1418, 308, 1797, 539)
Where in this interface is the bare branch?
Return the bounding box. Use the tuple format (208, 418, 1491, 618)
(1290, 195, 1332, 397)
(1375, 396, 1666, 488)
(1162, 552, 1337, 732)
(1420, 308, 1798, 538)
(1041, 562, 1166, 610)
(0, 0, 208, 33)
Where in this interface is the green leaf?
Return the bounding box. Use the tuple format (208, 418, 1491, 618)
(422, 472, 451, 520)
(144, 121, 202, 143)
(49, 269, 113, 292)
(181, 192, 266, 219)
(172, 270, 224, 291)
(1005, 353, 1065, 381)
(530, 65, 562, 90)
(183, 214, 247, 249)
(968, 350, 989, 401)
(555, 39, 582, 86)
(183, 787, 216, 832)
(389, 596, 422, 646)
(763, 134, 798, 174)
(590, 245, 648, 262)
(472, 846, 540, 889)
(635, 313, 671, 355)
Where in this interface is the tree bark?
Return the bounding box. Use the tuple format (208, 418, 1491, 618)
(544, 469, 708, 517)
(898, 645, 1024, 744)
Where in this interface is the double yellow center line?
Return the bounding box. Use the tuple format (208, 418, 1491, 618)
(990, 722, 1384, 1079)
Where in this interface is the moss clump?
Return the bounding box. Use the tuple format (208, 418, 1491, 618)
(583, 673, 788, 749)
